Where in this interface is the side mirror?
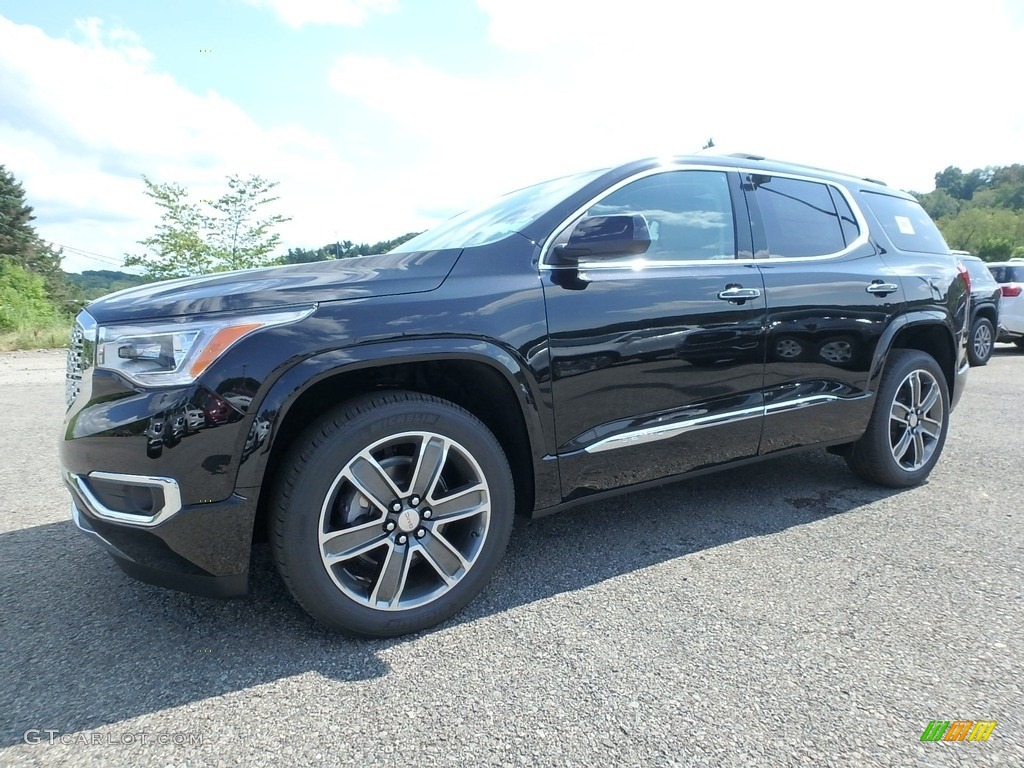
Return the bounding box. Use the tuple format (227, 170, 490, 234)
(550, 214, 651, 266)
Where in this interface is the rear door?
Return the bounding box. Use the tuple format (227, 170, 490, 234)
(743, 173, 904, 454)
(541, 168, 767, 501)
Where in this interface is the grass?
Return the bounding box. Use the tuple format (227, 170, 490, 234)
(0, 318, 72, 351)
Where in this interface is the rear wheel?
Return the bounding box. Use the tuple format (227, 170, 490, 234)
(1015, 339, 1024, 350)
(270, 391, 514, 637)
(845, 349, 949, 488)
(968, 317, 994, 366)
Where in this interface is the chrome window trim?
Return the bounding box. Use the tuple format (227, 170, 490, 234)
(583, 394, 845, 454)
(69, 471, 182, 528)
(538, 163, 872, 271)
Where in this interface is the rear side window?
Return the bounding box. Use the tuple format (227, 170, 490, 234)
(751, 176, 847, 257)
(989, 265, 1024, 283)
(860, 192, 949, 254)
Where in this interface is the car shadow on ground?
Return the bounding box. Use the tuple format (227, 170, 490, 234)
(0, 450, 905, 747)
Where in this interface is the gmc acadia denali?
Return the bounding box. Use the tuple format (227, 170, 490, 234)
(61, 155, 970, 637)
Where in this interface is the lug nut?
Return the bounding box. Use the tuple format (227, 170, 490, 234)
(391, 501, 402, 513)
(410, 495, 420, 507)
(422, 509, 432, 519)
(384, 521, 396, 532)
(397, 535, 408, 545)
(415, 528, 426, 539)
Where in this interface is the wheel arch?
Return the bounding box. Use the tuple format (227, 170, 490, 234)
(972, 304, 998, 327)
(873, 313, 958, 397)
(237, 340, 556, 540)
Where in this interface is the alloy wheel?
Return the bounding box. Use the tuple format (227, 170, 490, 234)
(317, 431, 490, 611)
(887, 369, 944, 471)
(973, 322, 993, 360)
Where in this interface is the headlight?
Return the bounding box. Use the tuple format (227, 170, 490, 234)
(96, 307, 314, 386)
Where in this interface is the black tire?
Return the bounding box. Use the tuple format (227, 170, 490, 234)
(845, 349, 950, 488)
(1015, 339, 1024, 350)
(270, 391, 515, 637)
(967, 317, 995, 366)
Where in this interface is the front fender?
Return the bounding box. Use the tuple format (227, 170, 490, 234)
(232, 337, 559, 509)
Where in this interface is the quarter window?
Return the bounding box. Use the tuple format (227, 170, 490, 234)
(753, 176, 847, 258)
(575, 170, 736, 262)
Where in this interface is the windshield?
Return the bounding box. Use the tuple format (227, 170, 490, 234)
(391, 169, 606, 252)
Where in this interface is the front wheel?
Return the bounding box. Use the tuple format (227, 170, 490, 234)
(968, 317, 994, 366)
(270, 391, 515, 637)
(845, 349, 950, 488)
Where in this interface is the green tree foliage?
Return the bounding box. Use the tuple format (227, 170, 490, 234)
(0, 164, 80, 311)
(0, 260, 60, 330)
(278, 232, 421, 265)
(915, 163, 1024, 260)
(125, 175, 291, 279)
(206, 175, 290, 271)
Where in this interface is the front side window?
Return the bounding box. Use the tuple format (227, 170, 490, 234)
(567, 170, 736, 262)
(753, 176, 847, 258)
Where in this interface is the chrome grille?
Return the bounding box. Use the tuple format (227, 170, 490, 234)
(66, 311, 96, 409)
(66, 322, 84, 408)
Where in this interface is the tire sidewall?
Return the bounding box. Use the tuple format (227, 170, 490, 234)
(862, 350, 950, 487)
(273, 396, 515, 637)
(969, 317, 994, 366)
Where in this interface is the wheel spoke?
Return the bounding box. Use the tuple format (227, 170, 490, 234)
(912, 431, 926, 468)
(371, 542, 414, 608)
(908, 371, 922, 408)
(345, 454, 402, 513)
(891, 401, 912, 425)
(418, 530, 468, 585)
(892, 427, 913, 462)
(920, 417, 942, 439)
(321, 519, 388, 563)
(920, 382, 940, 414)
(408, 436, 447, 498)
(429, 484, 488, 522)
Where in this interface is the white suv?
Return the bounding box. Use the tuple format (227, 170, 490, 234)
(989, 259, 1024, 349)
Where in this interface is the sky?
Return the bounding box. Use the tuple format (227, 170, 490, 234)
(2, 0, 1023, 274)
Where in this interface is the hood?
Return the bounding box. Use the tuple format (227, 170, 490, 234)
(84, 249, 462, 324)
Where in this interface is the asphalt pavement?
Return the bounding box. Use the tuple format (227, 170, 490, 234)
(0, 347, 1021, 767)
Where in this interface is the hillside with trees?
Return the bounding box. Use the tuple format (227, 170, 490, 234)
(0, 164, 83, 347)
(915, 164, 1024, 260)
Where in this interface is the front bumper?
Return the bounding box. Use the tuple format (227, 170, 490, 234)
(67, 476, 257, 598)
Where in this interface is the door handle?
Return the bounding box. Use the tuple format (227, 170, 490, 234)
(717, 286, 761, 302)
(866, 281, 898, 296)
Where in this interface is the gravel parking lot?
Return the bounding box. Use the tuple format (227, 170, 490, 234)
(0, 347, 1021, 767)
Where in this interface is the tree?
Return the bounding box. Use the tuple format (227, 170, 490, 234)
(205, 175, 290, 271)
(0, 165, 37, 260)
(124, 177, 214, 279)
(936, 207, 1024, 257)
(125, 174, 291, 279)
(0, 164, 78, 310)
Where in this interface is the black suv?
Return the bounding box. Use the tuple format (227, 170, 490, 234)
(61, 155, 970, 637)
(953, 251, 1002, 366)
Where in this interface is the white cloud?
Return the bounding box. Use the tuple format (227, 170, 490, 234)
(328, 0, 1024, 209)
(0, 15, 393, 272)
(243, 0, 398, 28)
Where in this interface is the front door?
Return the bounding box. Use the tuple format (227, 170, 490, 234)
(541, 169, 767, 501)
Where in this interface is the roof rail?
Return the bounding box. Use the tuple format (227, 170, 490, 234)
(862, 176, 888, 186)
(729, 152, 766, 161)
